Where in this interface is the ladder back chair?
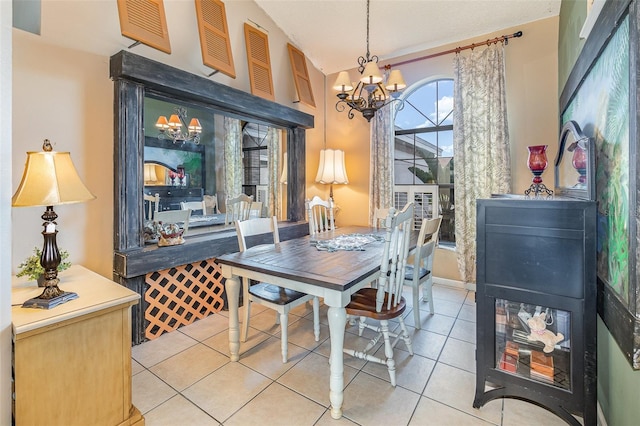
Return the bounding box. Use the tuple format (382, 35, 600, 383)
(180, 200, 206, 215)
(203, 194, 219, 214)
(372, 207, 391, 229)
(235, 217, 320, 363)
(143, 193, 159, 221)
(403, 219, 438, 328)
(306, 196, 335, 235)
(343, 203, 415, 386)
(225, 194, 253, 225)
(155, 209, 192, 235)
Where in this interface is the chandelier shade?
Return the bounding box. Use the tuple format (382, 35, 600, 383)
(155, 107, 202, 145)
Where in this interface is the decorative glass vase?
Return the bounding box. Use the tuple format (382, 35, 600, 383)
(525, 145, 553, 197)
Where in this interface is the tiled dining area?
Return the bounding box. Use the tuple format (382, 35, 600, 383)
(131, 284, 573, 425)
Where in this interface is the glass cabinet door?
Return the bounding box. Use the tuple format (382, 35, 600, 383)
(495, 299, 572, 391)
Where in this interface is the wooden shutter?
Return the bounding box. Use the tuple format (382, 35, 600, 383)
(287, 43, 315, 108)
(194, 0, 236, 78)
(117, 0, 171, 54)
(244, 23, 275, 101)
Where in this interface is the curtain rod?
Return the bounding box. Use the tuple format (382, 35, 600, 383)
(383, 31, 523, 70)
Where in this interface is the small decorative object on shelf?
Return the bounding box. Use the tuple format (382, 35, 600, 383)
(568, 137, 589, 186)
(17, 247, 71, 287)
(157, 222, 185, 246)
(524, 145, 554, 197)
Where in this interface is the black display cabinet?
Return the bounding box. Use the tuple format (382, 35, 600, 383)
(474, 196, 596, 426)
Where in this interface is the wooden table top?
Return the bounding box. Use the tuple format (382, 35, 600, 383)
(216, 226, 388, 292)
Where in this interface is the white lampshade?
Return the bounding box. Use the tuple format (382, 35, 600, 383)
(315, 149, 349, 184)
(385, 69, 407, 91)
(144, 163, 158, 183)
(280, 152, 288, 184)
(333, 71, 354, 92)
(12, 150, 96, 207)
(360, 61, 383, 85)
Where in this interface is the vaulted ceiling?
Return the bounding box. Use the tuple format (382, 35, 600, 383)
(254, 0, 562, 74)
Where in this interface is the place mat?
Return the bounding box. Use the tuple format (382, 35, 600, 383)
(314, 233, 384, 252)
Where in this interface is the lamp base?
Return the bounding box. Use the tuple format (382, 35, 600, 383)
(22, 291, 78, 309)
(525, 183, 554, 197)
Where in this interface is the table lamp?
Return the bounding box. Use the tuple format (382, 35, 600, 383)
(315, 149, 349, 199)
(12, 139, 96, 309)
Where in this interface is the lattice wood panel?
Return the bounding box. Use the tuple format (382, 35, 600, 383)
(144, 259, 224, 340)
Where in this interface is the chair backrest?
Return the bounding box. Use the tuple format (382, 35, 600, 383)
(143, 193, 160, 221)
(249, 201, 263, 219)
(420, 216, 442, 246)
(235, 216, 280, 252)
(180, 200, 206, 215)
(375, 202, 414, 312)
(203, 194, 219, 215)
(306, 196, 335, 235)
(225, 194, 253, 225)
(372, 207, 391, 229)
(155, 209, 192, 235)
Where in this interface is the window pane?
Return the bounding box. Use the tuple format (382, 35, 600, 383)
(437, 80, 454, 126)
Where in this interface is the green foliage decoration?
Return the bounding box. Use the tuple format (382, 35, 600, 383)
(16, 247, 71, 281)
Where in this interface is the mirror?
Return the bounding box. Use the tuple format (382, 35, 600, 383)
(554, 120, 595, 200)
(142, 96, 285, 238)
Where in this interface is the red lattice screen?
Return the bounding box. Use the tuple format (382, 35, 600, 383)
(144, 258, 225, 340)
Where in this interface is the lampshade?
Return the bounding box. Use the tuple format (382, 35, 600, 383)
(155, 115, 170, 130)
(12, 150, 96, 207)
(280, 152, 288, 184)
(385, 69, 407, 91)
(315, 149, 349, 184)
(188, 118, 202, 133)
(144, 163, 158, 183)
(360, 61, 383, 85)
(333, 71, 354, 92)
(168, 114, 182, 129)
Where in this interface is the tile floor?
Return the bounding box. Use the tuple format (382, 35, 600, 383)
(132, 284, 579, 425)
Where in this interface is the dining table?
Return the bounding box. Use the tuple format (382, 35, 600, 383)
(216, 225, 394, 420)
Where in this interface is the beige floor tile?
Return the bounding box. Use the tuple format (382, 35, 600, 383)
(363, 348, 436, 394)
(201, 324, 270, 357)
(314, 409, 359, 425)
(431, 297, 465, 318)
(409, 396, 497, 425)
(132, 331, 198, 368)
(132, 370, 177, 414)
(224, 382, 326, 426)
(399, 327, 447, 360)
(181, 361, 271, 422)
(465, 291, 477, 305)
(459, 303, 477, 322)
(313, 331, 369, 370)
(245, 307, 304, 336)
(132, 359, 145, 375)
(149, 343, 229, 391)
(405, 312, 455, 336)
(450, 318, 476, 344)
(239, 336, 309, 379)
(502, 398, 582, 426)
(178, 312, 229, 342)
(142, 394, 220, 426)
(439, 336, 476, 372)
(286, 316, 330, 350)
(432, 285, 469, 304)
(289, 298, 318, 317)
(424, 362, 502, 424)
(342, 372, 421, 426)
(278, 351, 358, 406)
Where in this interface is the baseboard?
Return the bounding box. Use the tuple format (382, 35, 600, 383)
(433, 276, 476, 292)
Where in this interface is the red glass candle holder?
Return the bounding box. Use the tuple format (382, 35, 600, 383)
(525, 145, 553, 197)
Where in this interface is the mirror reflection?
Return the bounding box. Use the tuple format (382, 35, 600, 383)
(142, 96, 285, 241)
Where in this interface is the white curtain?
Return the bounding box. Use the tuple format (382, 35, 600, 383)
(223, 117, 242, 201)
(369, 102, 395, 224)
(453, 45, 511, 284)
(266, 127, 280, 218)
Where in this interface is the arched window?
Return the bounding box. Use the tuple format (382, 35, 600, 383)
(394, 78, 455, 244)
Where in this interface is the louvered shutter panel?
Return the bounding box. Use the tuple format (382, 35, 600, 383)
(287, 43, 315, 107)
(195, 0, 236, 78)
(117, 0, 171, 54)
(244, 23, 275, 101)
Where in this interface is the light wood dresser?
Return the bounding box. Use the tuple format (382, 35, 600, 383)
(12, 265, 144, 426)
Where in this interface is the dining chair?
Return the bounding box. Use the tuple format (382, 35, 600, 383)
(235, 216, 320, 362)
(249, 201, 263, 219)
(343, 202, 415, 386)
(421, 216, 442, 246)
(203, 194, 219, 215)
(180, 200, 206, 215)
(156, 209, 191, 235)
(372, 207, 391, 229)
(306, 195, 335, 235)
(225, 194, 253, 225)
(143, 193, 159, 221)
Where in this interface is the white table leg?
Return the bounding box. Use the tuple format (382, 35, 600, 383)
(226, 275, 240, 362)
(327, 306, 347, 419)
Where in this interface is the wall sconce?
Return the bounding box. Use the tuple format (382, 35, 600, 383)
(12, 139, 96, 309)
(315, 149, 349, 199)
(155, 106, 202, 145)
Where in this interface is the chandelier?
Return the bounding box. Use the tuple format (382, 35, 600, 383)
(333, 0, 406, 122)
(155, 107, 202, 145)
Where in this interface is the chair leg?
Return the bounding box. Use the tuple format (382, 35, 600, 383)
(280, 312, 288, 363)
(358, 316, 367, 336)
(380, 320, 397, 387)
(413, 284, 421, 330)
(398, 317, 413, 355)
(241, 278, 251, 342)
(313, 297, 320, 342)
(424, 276, 435, 314)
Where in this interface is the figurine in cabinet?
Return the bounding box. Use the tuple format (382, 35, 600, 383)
(527, 313, 564, 353)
